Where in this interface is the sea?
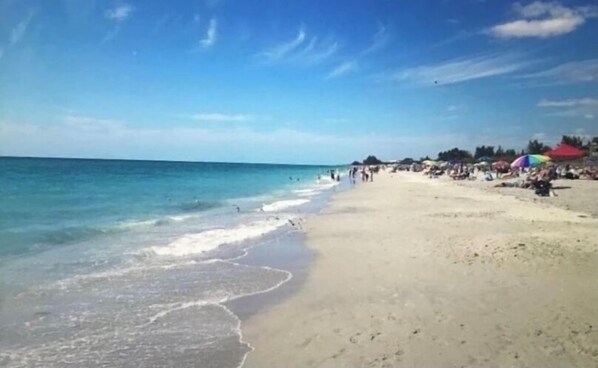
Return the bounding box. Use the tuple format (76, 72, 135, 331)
(0, 157, 346, 368)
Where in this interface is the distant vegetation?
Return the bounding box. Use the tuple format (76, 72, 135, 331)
(433, 135, 598, 163)
(351, 155, 384, 165)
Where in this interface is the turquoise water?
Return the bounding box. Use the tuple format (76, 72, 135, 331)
(0, 157, 344, 368)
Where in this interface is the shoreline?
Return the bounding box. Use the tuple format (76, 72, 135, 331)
(225, 179, 349, 367)
(242, 171, 598, 367)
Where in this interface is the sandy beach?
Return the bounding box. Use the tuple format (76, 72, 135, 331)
(243, 171, 598, 367)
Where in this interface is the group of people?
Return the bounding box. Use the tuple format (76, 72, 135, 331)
(349, 166, 375, 184)
(547, 164, 598, 180)
(493, 168, 557, 197)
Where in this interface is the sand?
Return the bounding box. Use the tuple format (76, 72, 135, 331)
(242, 171, 598, 367)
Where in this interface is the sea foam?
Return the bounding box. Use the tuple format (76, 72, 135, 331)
(260, 199, 310, 212)
(150, 217, 290, 257)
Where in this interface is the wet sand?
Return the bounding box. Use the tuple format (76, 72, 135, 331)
(242, 171, 598, 367)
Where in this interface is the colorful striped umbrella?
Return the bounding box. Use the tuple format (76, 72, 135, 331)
(511, 154, 551, 168)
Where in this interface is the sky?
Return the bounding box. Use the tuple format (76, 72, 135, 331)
(0, 0, 597, 164)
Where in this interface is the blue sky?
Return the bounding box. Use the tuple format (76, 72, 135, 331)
(0, 0, 597, 164)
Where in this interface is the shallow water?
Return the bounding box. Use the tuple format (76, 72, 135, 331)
(0, 157, 346, 368)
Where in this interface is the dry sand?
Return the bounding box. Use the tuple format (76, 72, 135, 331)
(243, 171, 598, 367)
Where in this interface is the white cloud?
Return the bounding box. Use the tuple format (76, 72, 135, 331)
(105, 4, 134, 22)
(262, 28, 306, 61)
(526, 59, 598, 83)
(200, 18, 218, 49)
(260, 28, 338, 65)
(327, 61, 358, 79)
(191, 113, 253, 122)
(538, 98, 598, 107)
(0, 117, 510, 164)
(361, 24, 390, 56)
(10, 11, 35, 45)
(386, 53, 531, 86)
(447, 105, 461, 112)
(531, 132, 548, 141)
(538, 97, 598, 120)
(490, 1, 597, 38)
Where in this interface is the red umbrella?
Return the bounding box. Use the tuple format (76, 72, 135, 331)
(545, 144, 584, 161)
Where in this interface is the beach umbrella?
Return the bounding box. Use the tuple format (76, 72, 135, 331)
(477, 156, 493, 162)
(511, 154, 551, 168)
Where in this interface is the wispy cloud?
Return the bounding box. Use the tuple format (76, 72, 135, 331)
(0, 118, 494, 164)
(105, 4, 134, 22)
(200, 18, 218, 49)
(105, 4, 135, 22)
(447, 105, 463, 112)
(260, 27, 338, 65)
(191, 113, 253, 122)
(386, 53, 531, 86)
(490, 1, 598, 38)
(64, 115, 125, 129)
(361, 24, 390, 56)
(323, 25, 389, 80)
(10, 10, 35, 45)
(538, 98, 598, 107)
(538, 97, 598, 120)
(103, 4, 134, 43)
(327, 60, 358, 79)
(525, 58, 598, 84)
(262, 28, 306, 61)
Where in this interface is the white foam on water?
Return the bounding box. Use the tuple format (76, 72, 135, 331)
(260, 199, 310, 212)
(114, 219, 158, 229)
(166, 214, 201, 222)
(149, 217, 291, 257)
(293, 188, 320, 197)
(140, 261, 293, 368)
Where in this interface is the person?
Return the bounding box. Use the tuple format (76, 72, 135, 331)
(361, 167, 369, 182)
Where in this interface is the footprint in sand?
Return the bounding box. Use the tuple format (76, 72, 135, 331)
(370, 332, 381, 341)
(349, 332, 361, 344)
(330, 348, 346, 359)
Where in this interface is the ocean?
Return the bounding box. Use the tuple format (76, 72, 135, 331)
(0, 157, 345, 368)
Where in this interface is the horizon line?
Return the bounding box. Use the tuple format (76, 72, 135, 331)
(0, 155, 345, 167)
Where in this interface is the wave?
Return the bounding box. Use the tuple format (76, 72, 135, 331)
(292, 188, 320, 197)
(260, 199, 310, 212)
(149, 217, 291, 257)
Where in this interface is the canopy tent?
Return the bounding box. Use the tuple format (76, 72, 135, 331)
(545, 144, 585, 161)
